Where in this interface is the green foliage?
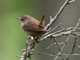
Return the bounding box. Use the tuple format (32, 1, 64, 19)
(0, 0, 38, 60)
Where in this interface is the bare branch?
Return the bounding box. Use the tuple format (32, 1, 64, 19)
(17, 0, 77, 60)
(43, 23, 61, 36)
(68, 0, 76, 3)
(53, 18, 80, 60)
(66, 37, 77, 60)
(46, 0, 73, 29)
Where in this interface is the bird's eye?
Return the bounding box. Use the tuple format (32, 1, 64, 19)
(21, 19, 24, 21)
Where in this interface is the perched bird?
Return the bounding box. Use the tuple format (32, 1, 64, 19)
(17, 14, 46, 38)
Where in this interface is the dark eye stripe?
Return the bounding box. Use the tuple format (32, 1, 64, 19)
(21, 19, 24, 20)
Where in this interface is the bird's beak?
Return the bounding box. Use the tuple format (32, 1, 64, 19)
(16, 17, 21, 20)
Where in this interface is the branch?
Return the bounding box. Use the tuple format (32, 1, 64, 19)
(46, 0, 74, 29)
(53, 18, 80, 60)
(66, 37, 77, 60)
(40, 28, 80, 42)
(16, 0, 77, 60)
(68, 0, 76, 3)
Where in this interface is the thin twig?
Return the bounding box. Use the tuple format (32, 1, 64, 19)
(40, 27, 80, 42)
(46, 0, 71, 29)
(35, 52, 56, 57)
(34, 52, 80, 57)
(42, 23, 61, 36)
(52, 39, 55, 55)
(75, 44, 80, 49)
(47, 42, 64, 49)
(68, 0, 76, 3)
(53, 38, 65, 60)
(60, 54, 80, 56)
(53, 38, 61, 51)
(53, 34, 71, 60)
(73, 18, 80, 32)
(66, 37, 77, 60)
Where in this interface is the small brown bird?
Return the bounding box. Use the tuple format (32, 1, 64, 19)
(17, 14, 46, 38)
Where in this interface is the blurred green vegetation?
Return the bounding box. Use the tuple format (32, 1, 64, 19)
(0, 0, 39, 60)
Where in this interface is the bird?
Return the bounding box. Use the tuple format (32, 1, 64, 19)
(17, 14, 47, 38)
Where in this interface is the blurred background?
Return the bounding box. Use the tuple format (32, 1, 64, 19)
(0, 0, 80, 60)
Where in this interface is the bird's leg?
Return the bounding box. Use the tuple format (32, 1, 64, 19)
(34, 36, 40, 43)
(30, 37, 35, 48)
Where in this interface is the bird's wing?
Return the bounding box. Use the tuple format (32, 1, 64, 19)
(23, 22, 46, 32)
